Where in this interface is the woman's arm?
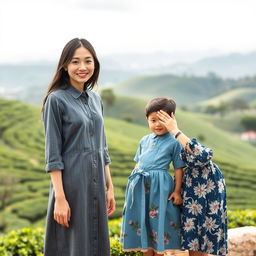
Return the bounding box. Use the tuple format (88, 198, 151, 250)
(43, 95, 70, 227)
(50, 170, 71, 228)
(105, 164, 116, 216)
(157, 110, 193, 154)
(157, 110, 213, 166)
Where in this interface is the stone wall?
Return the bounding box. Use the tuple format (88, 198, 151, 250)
(228, 226, 256, 256)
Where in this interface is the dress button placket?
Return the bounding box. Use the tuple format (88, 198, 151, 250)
(82, 94, 98, 254)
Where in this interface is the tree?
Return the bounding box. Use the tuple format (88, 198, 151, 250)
(100, 88, 116, 109)
(218, 101, 230, 117)
(122, 114, 134, 123)
(241, 116, 256, 130)
(205, 105, 219, 114)
(231, 98, 249, 110)
(197, 134, 206, 142)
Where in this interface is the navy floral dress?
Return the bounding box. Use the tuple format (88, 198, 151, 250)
(180, 138, 228, 255)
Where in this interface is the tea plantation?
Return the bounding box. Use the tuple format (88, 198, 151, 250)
(0, 98, 256, 233)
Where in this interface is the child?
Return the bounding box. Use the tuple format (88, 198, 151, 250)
(121, 98, 185, 256)
(157, 110, 228, 256)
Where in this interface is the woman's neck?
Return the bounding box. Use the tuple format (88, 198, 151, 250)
(70, 81, 84, 92)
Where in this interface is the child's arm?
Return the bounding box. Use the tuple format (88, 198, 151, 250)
(168, 167, 183, 205)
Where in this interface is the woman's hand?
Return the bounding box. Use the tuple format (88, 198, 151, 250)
(168, 191, 183, 205)
(54, 196, 71, 227)
(106, 187, 116, 216)
(157, 110, 179, 135)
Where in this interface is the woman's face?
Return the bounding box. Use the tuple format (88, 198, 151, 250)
(66, 46, 95, 89)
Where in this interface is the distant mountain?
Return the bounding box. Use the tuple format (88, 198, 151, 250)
(0, 62, 138, 91)
(102, 51, 256, 78)
(2, 50, 256, 104)
(165, 52, 256, 78)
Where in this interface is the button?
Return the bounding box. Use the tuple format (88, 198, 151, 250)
(93, 178, 97, 183)
(94, 197, 97, 200)
(94, 237, 97, 240)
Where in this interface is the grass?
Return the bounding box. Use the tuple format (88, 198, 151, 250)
(0, 97, 255, 233)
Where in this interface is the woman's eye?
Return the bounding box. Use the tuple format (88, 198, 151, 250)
(86, 60, 92, 64)
(72, 61, 79, 64)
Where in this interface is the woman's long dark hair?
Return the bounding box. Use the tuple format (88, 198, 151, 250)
(42, 38, 100, 111)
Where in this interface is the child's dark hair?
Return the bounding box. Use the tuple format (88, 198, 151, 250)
(145, 98, 176, 118)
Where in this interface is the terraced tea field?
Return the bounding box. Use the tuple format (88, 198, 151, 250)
(0, 98, 256, 232)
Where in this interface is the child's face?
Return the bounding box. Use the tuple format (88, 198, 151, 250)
(147, 112, 169, 136)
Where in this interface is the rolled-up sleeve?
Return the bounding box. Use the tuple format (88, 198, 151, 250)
(43, 94, 64, 172)
(180, 138, 213, 168)
(103, 141, 111, 165)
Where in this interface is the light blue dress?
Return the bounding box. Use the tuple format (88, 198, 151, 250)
(121, 132, 185, 253)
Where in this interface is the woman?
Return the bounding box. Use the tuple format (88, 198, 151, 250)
(157, 110, 228, 256)
(42, 38, 115, 256)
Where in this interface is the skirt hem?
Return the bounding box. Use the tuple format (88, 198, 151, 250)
(122, 246, 184, 254)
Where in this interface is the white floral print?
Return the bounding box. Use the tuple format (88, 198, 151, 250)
(188, 238, 199, 251)
(186, 199, 203, 216)
(218, 180, 224, 193)
(206, 179, 215, 193)
(180, 138, 228, 255)
(194, 183, 207, 198)
(203, 216, 218, 232)
(184, 218, 195, 232)
(209, 200, 220, 215)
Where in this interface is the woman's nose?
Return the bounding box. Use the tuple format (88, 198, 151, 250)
(79, 62, 87, 70)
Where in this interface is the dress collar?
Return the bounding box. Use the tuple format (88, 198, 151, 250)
(151, 132, 171, 139)
(66, 85, 88, 99)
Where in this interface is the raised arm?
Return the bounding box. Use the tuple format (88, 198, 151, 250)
(157, 110, 213, 167)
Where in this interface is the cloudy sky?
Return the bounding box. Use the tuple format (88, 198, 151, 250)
(1, 0, 256, 63)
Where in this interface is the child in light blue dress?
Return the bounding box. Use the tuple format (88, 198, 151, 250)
(121, 98, 185, 256)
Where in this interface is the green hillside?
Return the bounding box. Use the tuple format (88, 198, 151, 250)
(103, 95, 147, 126)
(114, 74, 231, 104)
(0, 98, 256, 233)
(196, 109, 256, 133)
(197, 87, 256, 107)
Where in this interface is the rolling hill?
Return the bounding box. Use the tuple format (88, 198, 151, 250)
(0, 98, 256, 233)
(113, 73, 245, 105)
(196, 87, 256, 107)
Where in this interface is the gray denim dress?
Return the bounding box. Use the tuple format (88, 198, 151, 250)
(43, 85, 111, 256)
